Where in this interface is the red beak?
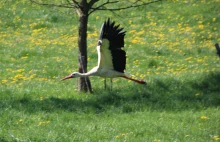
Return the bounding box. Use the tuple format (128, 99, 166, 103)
(61, 74, 72, 81)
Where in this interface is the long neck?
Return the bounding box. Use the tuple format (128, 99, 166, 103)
(77, 72, 92, 77)
(77, 67, 98, 77)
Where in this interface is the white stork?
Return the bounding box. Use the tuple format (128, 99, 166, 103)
(61, 18, 146, 89)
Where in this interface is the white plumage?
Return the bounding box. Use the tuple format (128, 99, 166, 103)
(61, 18, 146, 89)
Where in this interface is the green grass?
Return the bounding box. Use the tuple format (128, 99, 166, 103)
(1, 0, 220, 141)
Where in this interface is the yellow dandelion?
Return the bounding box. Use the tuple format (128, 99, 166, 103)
(213, 135, 220, 141)
(168, 28, 174, 32)
(213, 18, 216, 22)
(185, 57, 192, 61)
(200, 115, 208, 120)
(16, 69, 25, 73)
(198, 24, 204, 29)
(21, 55, 28, 59)
(38, 121, 50, 126)
(40, 96, 44, 101)
(29, 22, 37, 28)
(195, 93, 199, 97)
(2, 79, 8, 84)
(29, 74, 36, 79)
(131, 39, 138, 44)
(121, 133, 126, 136)
(11, 58, 16, 61)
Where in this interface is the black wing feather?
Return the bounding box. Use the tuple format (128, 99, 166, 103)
(99, 18, 126, 72)
(99, 18, 126, 49)
(111, 50, 126, 73)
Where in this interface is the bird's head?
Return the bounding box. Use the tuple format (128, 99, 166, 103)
(61, 72, 80, 81)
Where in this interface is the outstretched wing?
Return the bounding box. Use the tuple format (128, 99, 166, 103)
(97, 18, 126, 73)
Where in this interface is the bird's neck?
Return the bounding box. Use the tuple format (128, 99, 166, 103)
(77, 72, 91, 77)
(76, 67, 98, 77)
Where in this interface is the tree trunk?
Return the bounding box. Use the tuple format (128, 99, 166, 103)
(77, 3, 92, 93)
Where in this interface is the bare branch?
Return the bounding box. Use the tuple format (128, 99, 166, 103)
(66, 0, 71, 5)
(88, 0, 119, 15)
(88, 0, 100, 8)
(30, 0, 77, 9)
(89, 0, 161, 12)
(72, 0, 80, 7)
(30, 0, 161, 16)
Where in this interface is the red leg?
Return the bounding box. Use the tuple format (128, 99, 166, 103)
(121, 76, 146, 85)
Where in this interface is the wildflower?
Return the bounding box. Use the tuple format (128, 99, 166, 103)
(168, 28, 174, 32)
(198, 24, 204, 29)
(131, 39, 138, 44)
(29, 22, 37, 28)
(146, 12, 151, 18)
(200, 115, 208, 120)
(213, 18, 216, 22)
(15, 69, 25, 73)
(11, 58, 16, 61)
(29, 74, 36, 79)
(36, 78, 48, 81)
(185, 57, 192, 61)
(121, 133, 127, 136)
(40, 96, 44, 101)
(21, 54, 28, 59)
(38, 121, 50, 126)
(2, 79, 7, 84)
(213, 135, 220, 141)
(137, 30, 144, 35)
(195, 93, 199, 97)
(115, 132, 133, 139)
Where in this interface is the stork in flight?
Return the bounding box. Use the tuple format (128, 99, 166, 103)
(61, 19, 146, 89)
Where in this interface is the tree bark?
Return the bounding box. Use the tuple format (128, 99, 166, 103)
(77, 1, 92, 93)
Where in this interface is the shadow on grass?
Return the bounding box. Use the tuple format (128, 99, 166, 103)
(2, 72, 220, 113)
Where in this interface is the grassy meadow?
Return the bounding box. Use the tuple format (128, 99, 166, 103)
(0, 0, 220, 141)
